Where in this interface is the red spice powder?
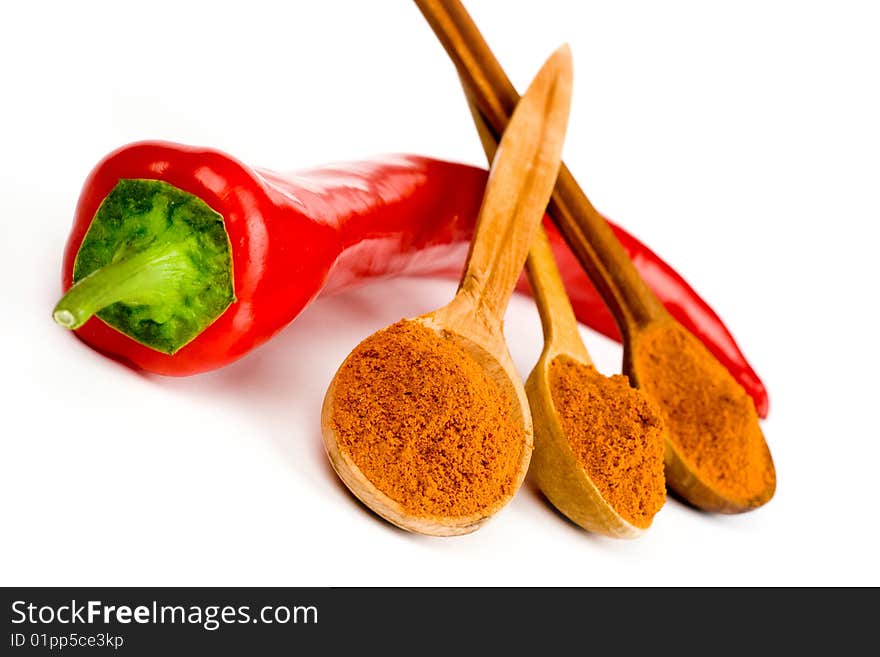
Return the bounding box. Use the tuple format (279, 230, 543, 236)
(330, 320, 524, 518)
(633, 322, 775, 506)
(549, 356, 666, 528)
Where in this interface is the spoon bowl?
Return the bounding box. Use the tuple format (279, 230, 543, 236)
(322, 303, 531, 536)
(526, 356, 645, 538)
(625, 317, 776, 513)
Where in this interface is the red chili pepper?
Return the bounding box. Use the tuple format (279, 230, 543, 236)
(55, 141, 768, 417)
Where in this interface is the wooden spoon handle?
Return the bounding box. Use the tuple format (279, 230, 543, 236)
(462, 84, 591, 363)
(416, 0, 666, 334)
(456, 44, 572, 323)
(525, 227, 593, 363)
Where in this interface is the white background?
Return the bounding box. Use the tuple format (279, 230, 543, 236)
(2, 1, 878, 586)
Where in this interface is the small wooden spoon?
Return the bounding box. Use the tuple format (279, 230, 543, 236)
(528, 228, 656, 537)
(416, 0, 776, 513)
(321, 45, 573, 536)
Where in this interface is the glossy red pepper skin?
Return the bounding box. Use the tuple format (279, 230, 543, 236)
(61, 141, 768, 417)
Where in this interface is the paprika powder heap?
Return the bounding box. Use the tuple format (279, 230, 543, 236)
(633, 323, 776, 508)
(329, 320, 524, 518)
(548, 356, 666, 529)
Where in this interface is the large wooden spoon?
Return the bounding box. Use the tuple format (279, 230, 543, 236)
(416, 0, 775, 512)
(321, 45, 573, 536)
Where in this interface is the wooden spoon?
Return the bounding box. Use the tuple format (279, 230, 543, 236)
(527, 228, 655, 537)
(463, 95, 662, 537)
(321, 44, 573, 536)
(416, 0, 776, 513)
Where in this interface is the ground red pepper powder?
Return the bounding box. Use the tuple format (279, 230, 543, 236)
(633, 322, 775, 505)
(330, 319, 524, 518)
(549, 356, 666, 528)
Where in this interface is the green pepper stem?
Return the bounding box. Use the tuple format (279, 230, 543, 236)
(54, 178, 234, 354)
(53, 241, 189, 330)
